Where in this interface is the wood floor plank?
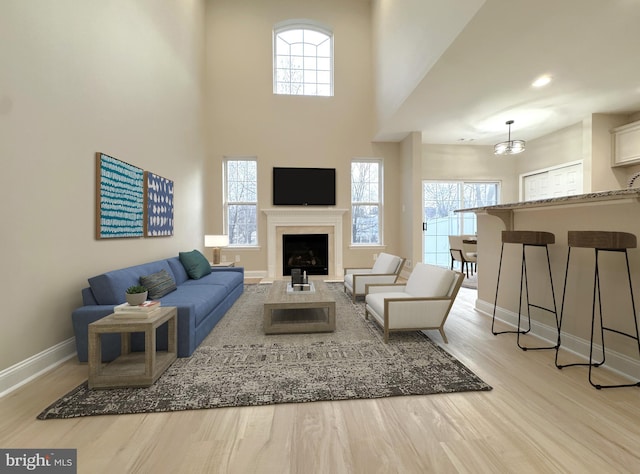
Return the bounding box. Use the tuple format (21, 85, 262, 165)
(2, 287, 640, 473)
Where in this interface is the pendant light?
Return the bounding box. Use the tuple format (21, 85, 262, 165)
(494, 120, 526, 155)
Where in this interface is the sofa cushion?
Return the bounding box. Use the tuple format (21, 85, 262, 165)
(88, 260, 175, 305)
(179, 250, 212, 280)
(159, 285, 229, 326)
(371, 253, 401, 274)
(140, 269, 177, 299)
(166, 257, 189, 285)
(405, 263, 455, 297)
(181, 270, 244, 292)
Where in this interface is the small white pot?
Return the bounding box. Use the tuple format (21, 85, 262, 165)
(126, 291, 148, 306)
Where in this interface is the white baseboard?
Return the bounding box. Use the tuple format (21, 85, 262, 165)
(476, 298, 640, 382)
(245, 270, 267, 280)
(0, 338, 77, 398)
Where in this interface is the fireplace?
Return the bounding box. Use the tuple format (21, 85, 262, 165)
(262, 208, 347, 278)
(283, 234, 329, 276)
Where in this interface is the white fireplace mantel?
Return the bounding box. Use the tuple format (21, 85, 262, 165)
(262, 208, 348, 278)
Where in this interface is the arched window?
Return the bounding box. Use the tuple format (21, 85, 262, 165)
(273, 21, 333, 96)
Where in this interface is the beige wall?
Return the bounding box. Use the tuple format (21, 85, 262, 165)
(512, 115, 640, 196)
(1, 0, 206, 371)
(517, 123, 583, 174)
(422, 143, 518, 202)
(204, 0, 403, 273)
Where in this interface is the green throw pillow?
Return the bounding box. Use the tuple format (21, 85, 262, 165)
(179, 249, 212, 280)
(140, 269, 177, 299)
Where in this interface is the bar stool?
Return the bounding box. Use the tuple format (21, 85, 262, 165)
(555, 231, 640, 389)
(492, 230, 559, 351)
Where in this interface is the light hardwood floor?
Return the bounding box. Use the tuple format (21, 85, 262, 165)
(2, 287, 640, 473)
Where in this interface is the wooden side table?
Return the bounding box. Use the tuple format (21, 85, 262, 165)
(88, 306, 177, 389)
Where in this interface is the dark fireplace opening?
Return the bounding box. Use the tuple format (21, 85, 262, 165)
(283, 233, 329, 276)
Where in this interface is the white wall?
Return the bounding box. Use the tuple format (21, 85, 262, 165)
(371, 0, 484, 135)
(0, 0, 206, 371)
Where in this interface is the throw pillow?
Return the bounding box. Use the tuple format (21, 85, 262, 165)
(140, 269, 177, 299)
(179, 249, 212, 280)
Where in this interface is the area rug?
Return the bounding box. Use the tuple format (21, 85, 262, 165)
(38, 283, 491, 419)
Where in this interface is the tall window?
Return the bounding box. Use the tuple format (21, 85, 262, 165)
(224, 158, 257, 246)
(351, 160, 382, 245)
(273, 21, 333, 96)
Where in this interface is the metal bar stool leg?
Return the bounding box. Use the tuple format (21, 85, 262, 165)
(516, 244, 531, 342)
(492, 242, 527, 336)
(556, 231, 640, 389)
(492, 231, 558, 350)
(556, 248, 606, 371)
(588, 249, 640, 389)
(517, 243, 559, 351)
(555, 247, 574, 368)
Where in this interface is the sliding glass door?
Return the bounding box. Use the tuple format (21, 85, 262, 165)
(423, 181, 499, 267)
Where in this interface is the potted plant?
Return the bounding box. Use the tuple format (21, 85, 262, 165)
(125, 285, 148, 306)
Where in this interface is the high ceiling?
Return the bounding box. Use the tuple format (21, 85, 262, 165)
(374, 0, 640, 146)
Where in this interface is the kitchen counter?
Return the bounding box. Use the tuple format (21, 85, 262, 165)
(457, 188, 640, 230)
(460, 188, 640, 380)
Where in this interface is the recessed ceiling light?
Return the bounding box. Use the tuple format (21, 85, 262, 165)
(532, 75, 552, 88)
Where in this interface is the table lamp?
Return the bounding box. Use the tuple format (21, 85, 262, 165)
(204, 234, 229, 264)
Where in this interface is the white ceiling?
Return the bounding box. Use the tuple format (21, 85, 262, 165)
(374, 0, 640, 145)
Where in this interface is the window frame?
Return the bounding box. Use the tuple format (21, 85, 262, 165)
(350, 159, 383, 246)
(273, 20, 334, 97)
(223, 157, 258, 248)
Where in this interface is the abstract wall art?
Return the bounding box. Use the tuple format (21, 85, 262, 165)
(96, 153, 144, 239)
(145, 172, 174, 237)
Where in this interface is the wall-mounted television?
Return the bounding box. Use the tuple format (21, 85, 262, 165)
(273, 167, 336, 206)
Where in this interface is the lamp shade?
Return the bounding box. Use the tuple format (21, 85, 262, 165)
(204, 235, 229, 247)
(494, 139, 526, 155)
(494, 120, 526, 155)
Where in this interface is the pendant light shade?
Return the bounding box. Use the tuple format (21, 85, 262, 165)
(494, 120, 526, 155)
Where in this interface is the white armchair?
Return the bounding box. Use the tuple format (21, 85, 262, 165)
(344, 253, 405, 302)
(364, 263, 464, 343)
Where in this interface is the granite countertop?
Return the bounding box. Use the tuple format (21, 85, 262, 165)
(456, 188, 640, 213)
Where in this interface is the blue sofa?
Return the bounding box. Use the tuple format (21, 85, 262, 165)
(71, 256, 244, 362)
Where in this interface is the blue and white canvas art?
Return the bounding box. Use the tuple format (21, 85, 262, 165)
(96, 153, 144, 238)
(145, 172, 174, 237)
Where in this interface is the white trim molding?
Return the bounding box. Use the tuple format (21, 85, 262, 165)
(476, 298, 640, 383)
(0, 338, 76, 398)
(262, 208, 348, 278)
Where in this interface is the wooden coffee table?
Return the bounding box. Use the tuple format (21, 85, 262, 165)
(264, 280, 336, 334)
(88, 306, 177, 389)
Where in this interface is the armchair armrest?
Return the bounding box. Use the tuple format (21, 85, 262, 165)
(365, 283, 407, 294)
(344, 267, 373, 275)
(385, 297, 454, 329)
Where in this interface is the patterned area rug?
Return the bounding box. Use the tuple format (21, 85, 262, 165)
(38, 283, 491, 419)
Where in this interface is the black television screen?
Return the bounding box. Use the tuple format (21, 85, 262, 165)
(273, 167, 336, 206)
